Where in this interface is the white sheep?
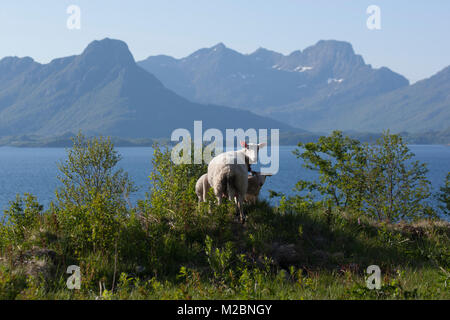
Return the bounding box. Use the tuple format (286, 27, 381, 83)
(196, 171, 270, 204)
(245, 172, 271, 204)
(207, 141, 266, 223)
(195, 173, 210, 203)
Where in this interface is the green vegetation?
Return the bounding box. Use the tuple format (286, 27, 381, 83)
(291, 131, 433, 221)
(0, 132, 449, 300)
(437, 173, 450, 217)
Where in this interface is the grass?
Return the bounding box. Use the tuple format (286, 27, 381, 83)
(1, 200, 448, 300)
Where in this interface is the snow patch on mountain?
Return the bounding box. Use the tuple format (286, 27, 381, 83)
(294, 66, 313, 72)
(328, 78, 344, 84)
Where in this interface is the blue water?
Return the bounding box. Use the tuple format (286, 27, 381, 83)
(0, 145, 449, 215)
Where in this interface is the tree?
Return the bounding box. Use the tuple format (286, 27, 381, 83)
(54, 133, 135, 254)
(361, 133, 431, 221)
(0, 194, 43, 250)
(292, 131, 433, 222)
(293, 131, 366, 211)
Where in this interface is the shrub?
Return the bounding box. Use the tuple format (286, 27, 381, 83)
(136, 143, 226, 275)
(361, 133, 432, 221)
(204, 235, 234, 282)
(143, 143, 207, 219)
(293, 131, 365, 210)
(0, 265, 27, 300)
(53, 133, 135, 257)
(291, 131, 433, 222)
(437, 172, 450, 216)
(0, 194, 43, 251)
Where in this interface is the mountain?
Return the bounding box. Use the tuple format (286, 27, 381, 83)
(139, 42, 312, 110)
(0, 38, 296, 139)
(264, 65, 450, 133)
(340, 66, 450, 133)
(138, 40, 449, 134)
(138, 40, 409, 115)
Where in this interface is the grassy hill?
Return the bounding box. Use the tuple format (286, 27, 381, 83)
(0, 134, 448, 300)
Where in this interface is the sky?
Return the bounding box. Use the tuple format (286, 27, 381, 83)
(1, 1, 449, 83)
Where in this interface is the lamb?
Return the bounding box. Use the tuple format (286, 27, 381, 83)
(195, 173, 210, 203)
(207, 141, 266, 223)
(196, 171, 270, 204)
(245, 172, 271, 204)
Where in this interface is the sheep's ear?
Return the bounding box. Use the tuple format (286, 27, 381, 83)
(258, 143, 267, 149)
(240, 141, 248, 149)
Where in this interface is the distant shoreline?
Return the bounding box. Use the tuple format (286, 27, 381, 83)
(0, 131, 448, 148)
(0, 143, 449, 149)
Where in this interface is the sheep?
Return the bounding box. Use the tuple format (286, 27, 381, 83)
(196, 154, 254, 204)
(196, 171, 270, 204)
(195, 173, 210, 203)
(245, 172, 272, 204)
(207, 141, 266, 223)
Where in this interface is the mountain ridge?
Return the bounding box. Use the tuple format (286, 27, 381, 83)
(0, 38, 297, 139)
(137, 40, 448, 134)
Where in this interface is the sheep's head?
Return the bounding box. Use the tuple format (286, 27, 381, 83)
(241, 141, 266, 163)
(253, 171, 272, 187)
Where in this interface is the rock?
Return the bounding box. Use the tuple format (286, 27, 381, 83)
(13, 247, 58, 282)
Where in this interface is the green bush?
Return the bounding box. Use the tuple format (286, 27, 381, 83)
(293, 131, 366, 210)
(53, 133, 135, 257)
(362, 133, 431, 221)
(0, 194, 43, 251)
(0, 265, 27, 300)
(437, 172, 450, 216)
(290, 131, 433, 222)
(142, 143, 208, 230)
(136, 143, 237, 276)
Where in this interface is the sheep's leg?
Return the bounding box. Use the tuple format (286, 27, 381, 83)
(202, 179, 209, 203)
(236, 194, 245, 223)
(227, 189, 240, 218)
(202, 190, 207, 203)
(232, 194, 243, 222)
(253, 193, 258, 204)
(234, 197, 240, 219)
(228, 189, 235, 203)
(216, 193, 223, 206)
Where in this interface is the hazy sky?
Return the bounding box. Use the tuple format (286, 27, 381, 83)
(1, 0, 449, 83)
